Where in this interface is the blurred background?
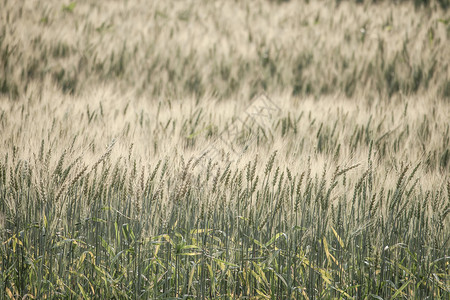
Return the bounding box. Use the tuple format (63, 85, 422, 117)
(1, 0, 449, 101)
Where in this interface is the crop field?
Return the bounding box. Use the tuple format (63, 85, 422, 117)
(0, 0, 449, 299)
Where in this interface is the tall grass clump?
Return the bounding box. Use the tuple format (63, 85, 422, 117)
(0, 0, 449, 298)
(0, 89, 448, 298)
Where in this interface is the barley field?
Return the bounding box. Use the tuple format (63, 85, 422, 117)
(0, 0, 449, 299)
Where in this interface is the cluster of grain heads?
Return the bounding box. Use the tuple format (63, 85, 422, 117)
(0, 91, 449, 298)
(0, 142, 449, 298)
